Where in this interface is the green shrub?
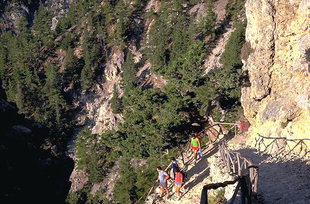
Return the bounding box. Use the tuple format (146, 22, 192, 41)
(66, 192, 79, 204)
(122, 52, 136, 94)
(110, 87, 123, 114)
(226, 0, 246, 22)
(113, 149, 178, 203)
(76, 129, 116, 183)
(208, 189, 226, 204)
(220, 23, 246, 69)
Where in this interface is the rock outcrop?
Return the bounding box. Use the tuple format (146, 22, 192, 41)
(0, 0, 71, 32)
(0, 3, 31, 33)
(45, 0, 72, 30)
(80, 47, 124, 135)
(242, 0, 310, 144)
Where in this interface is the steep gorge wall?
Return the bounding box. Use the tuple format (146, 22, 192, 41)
(242, 0, 309, 144)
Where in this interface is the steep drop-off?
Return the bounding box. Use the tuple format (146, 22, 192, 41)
(0, 81, 74, 203)
(0, 0, 259, 203)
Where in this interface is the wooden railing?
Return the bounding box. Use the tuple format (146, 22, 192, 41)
(219, 141, 258, 196)
(200, 175, 255, 204)
(255, 134, 310, 160)
(142, 140, 220, 204)
(142, 122, 237, 203)
(140, 142, 192, 204)
(201, 141, 259, 204)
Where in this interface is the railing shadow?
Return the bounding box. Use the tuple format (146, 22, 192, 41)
(235, 148, 310, 203)
(200, 140, 259, 204)
(143, 122, 237, 203)
(254, 134, 310, 161)
(184, 157, 210, 189)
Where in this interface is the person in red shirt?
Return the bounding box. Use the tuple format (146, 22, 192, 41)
(174, 168, 183, 198)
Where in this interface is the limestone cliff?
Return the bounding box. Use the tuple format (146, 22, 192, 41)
(0, 0, 71, 32)
(242, 0, 310, 145)
(80, 47, 124, 135)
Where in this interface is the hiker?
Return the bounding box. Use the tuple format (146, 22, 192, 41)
(156, 166, 170, 198)
(170, 157, 180, 180)
(174, 168, 183, 198)
(190, 135, 201, 161)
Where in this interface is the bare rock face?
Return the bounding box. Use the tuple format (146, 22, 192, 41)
(69, 47, 125, 193)
(0, 3, 30, 33)
(45, 0, 72, 30)
(79, 47, 124, 135)
(0, 1, 72, 32)
(189, 3, 207, 22)
(69, 168, 89, 192)
(242, 0, 310, 143)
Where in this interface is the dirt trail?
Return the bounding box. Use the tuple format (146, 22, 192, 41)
(147, 132, 310, 204)
(145, 146, 228, 204)
(228, 134, 310, 204)
(235, 148, 310, 204)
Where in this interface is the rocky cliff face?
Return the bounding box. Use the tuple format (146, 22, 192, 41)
(45, 0, 72, 30)
(242, 0, 310, 144)
(79, 47, 124, 135)
(0, 0, 71, 32)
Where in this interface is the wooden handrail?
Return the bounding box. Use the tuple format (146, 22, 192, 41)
(216, 140, 259, 202)
(200, 175, 253, 204)
(255, 133, 310, 159)
(201, 134, 262, 204)
(143, 122, 236, 203)
(202, 177, 239, 190)
(200, 177, 239, 204)
(257, 134, 310, 141)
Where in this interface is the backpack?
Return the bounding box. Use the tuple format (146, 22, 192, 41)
(172, 161, 180, 172)
(198, 150, 203, 158)
(180, 170, 187, 182)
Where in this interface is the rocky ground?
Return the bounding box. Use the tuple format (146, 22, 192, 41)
(145, 131, 310, 204)
(228, 134, 310, 204)
(203, 0, 234, 73)
(203, 23, 234, 73)
(145, 144, 236, 204)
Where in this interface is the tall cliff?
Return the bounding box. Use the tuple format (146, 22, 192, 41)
(242, 0, 310, 143)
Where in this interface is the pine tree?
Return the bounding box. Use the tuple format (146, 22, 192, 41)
(110, 86, 123, 114)
(0, 34, 8, 78)
(220, 23, 245, 69)
(122, 52, 136, 93)
(32, 3, 55, 47)
(113, 159, 138, 203)
(197, 2, 217, 38)
(64, 47, 83, 83)
(43, 63, 66, 125)
(80, 31, 97, 90)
